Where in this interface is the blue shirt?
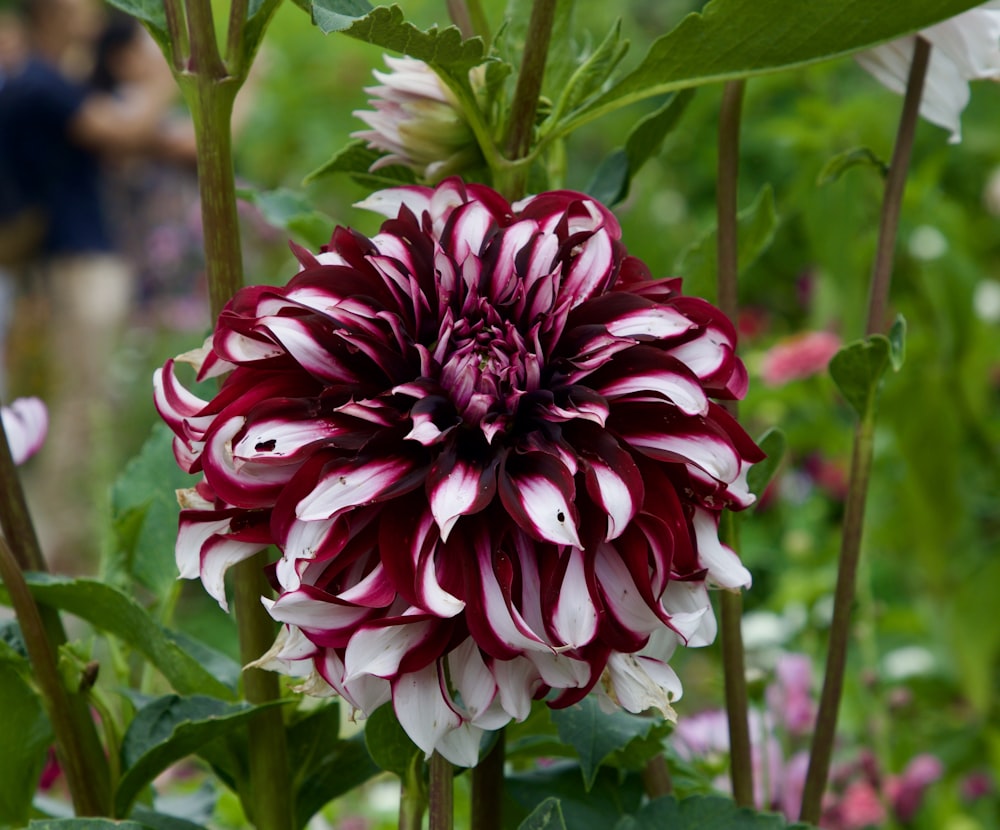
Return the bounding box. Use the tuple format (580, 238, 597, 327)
(0, 57, 113, 256)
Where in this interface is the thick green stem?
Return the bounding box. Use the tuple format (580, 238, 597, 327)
(496, 0, 557, 199)
(180, 11, 293, 829)
(429, 752, 454, 830)
(799, 37, 930, 826)
(0, 417, 111, 815)
(715, 79, 754, 808)
(399, 754, 428, 830)
(471, 730, 505, 830)
(0, 539, 110, 815)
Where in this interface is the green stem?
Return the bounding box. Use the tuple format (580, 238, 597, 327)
(429, 752, 454, 830)
(226, 0, 249, 70)
(180, 9, 293, 829)
(641, 753, 673, 798)
(0, 537, 111, 815)
(497, 0, 557, 198)
(471, 730, 504, 830)
(866, 38, 930, 337)
(0, 416, 111, 815)
(715, 78, 754, 808)
(799, 37, 930, 826)
(399, 754, 428, 830)
(163, 0, 189, 69)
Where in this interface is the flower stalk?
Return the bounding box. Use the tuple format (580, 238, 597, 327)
(429, 752, 454, 830)
(471, 731, 505, 830)
(799, 37, 931, 825)
(497, 0, 557, 198)
(715, 78, 754, 809)
(170, 2, 294, 828)
(0, 418, 111, 815)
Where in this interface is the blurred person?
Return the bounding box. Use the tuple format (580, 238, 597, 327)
(0, 0, 188, 565)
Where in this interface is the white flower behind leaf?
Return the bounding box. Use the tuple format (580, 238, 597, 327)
(353, 56, 485, 183)
(1, 397, 48, 465)
(856, 3, 1000, 143)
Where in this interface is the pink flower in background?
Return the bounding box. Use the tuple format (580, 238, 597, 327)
(156, 178, 761, 766)
(856, 3, 1000, 143)
(886, 754, 944, 822)
(766, 652, 816, 737)
(760, 331, 841, 386)
(1, 397, 48, 464)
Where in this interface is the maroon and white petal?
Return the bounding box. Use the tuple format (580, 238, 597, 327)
(550, 548, 599, 648)
(344, 617, 437, 681)
(426, 451, 497, 541)
(491, 656, 541, 721)
(690, 506, 751, 590)
(355, 186, 433, 220)
(296, 456, 424, 521)
(392, 662, 462, 759)
(603, 651, 680, 719)
(499, 454, 581, 548)
(446, 639, 506, 727)
(661, 581, 716, 647)
(176, 511, 269, 610)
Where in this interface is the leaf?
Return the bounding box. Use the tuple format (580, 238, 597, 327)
(29, 822, 158, 829)
(286, 700, 379, 825)
(586, 89, 695, 206)
(828, 335, 892, 418)
(305, 140, 418, 188)
(505, 763, 644, 830)
(561, 0, 984, 135)
(115, 694, 275, 817)
(311, 2, 485, 73)
(9, 573, 236, 700)
(0, 618, 29, 664)
(104, 0, 169, 50)
(615, 794, 815, 829)
(549, 20, 629, 125)
(518, 797, 567, 830)
(0, 664, 53, 827)
(363, 702, 421, 778)
(242, 0, 284, 68)
(816, 147, 888, 186)
(747, 428, 788, 497)
(109, 423, 196, 603)
(129, 805, 213, 830)
(549, 697, 667, 790)
(674, 185, 778, 291)
(237, 187, 336, 250)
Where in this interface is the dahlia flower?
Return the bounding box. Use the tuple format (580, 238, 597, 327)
(353, 56, 484, 183)
(1, 397, 48, 464)
(155, 178, 762, 766)
(855, 3, 1000, 143)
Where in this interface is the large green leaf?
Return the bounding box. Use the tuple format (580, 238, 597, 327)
(549, 697, 668, 790)
(115, 695, 275, 817)
(675, 185, 778, 294)
(505, 763, 644, 830)
(615, 794, 815, 829)
(586, 89, 695, 206)
(305, 140, 418, 189)
(109, 423, 195, 603)
(746, 428, 788, 497)
(311, 2, 484, 72)
(363, 702, 421, 778)
(237, 187, 337, 250)
(559, 0, 984, 136)
(828, 335, 894, 418)
(0, 664, 53, 827)
(7, 574, 236, 700)
(287, 701, 380, 826)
